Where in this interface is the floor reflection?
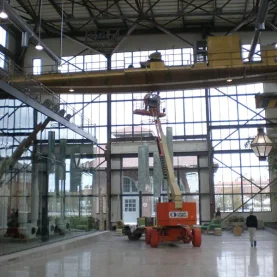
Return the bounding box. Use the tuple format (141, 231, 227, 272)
(1, 230, 277, 277)
(248, 249, 259, 276)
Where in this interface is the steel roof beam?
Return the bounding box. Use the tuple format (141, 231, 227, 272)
(181, 0, 237, 25)
(225, 15, 256, 35)
(213, 0, 216, 26)
(15, 0, 49, 34)
(115, 0, 128, 27)
(162, 0, 195, 27)
(270, 0, 277, 23)
(38, 25, 257, 40)
(40, 20, 103, 55)
(243, 0, 250, 19)
(48, 0, 74, 31)
(123, 0, 140, 13)
(147, 0, 155, 19)
(27, 11, 262, 24)
(135, 0, 143, 13)
(145, 0, 160, 14)
(111, 21, 138, 54)
(221, 0, 232, 9)
(180, 0, 186, 28)
(82, 0, 100, 28)
(151, 20, 193, 46)
(266, 19, 277, 32)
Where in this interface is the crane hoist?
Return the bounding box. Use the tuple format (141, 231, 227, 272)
(133, 92, 202, 248)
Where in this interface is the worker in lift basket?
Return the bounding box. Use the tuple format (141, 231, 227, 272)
(246, 210, 258, 247)
(155, 92, 161, 111)
(144, 92, 152, 110)
(149, 92, 161, 111)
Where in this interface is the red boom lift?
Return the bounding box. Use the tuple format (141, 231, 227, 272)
(133, 92, 202, 248)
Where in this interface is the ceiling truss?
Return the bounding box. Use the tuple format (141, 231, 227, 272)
(3, 0, 277, 54)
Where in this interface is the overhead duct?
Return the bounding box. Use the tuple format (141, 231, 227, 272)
(255, 0, 271, 30)
(0, 0, 60, 64)
(248, 0, 271, 62)
(21, 32, 29, 47)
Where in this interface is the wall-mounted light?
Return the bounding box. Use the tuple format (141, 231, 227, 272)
(251, 127, 273, 161)
(0, 0, 8, 19)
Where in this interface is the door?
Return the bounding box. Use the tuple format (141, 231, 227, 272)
(123, 197, 139, 225)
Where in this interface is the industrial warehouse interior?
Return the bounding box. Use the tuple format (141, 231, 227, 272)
(1, 0, 277, 276)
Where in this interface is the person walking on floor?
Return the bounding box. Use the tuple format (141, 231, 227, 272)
(246, 211, 258, 247)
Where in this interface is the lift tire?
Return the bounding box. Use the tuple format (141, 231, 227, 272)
(192, 228, 202, 247)
(145, 227, 152, 244)
(150, 229, 159, 248)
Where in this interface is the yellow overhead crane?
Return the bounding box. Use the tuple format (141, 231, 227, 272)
(11, 35, 277, 93)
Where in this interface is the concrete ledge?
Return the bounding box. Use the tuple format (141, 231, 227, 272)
(265, 226, 277, 236)
(0, 231, 110, 268)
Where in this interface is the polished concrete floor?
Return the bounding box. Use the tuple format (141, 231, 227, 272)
(0, 231, 90, 256)
(0, 230, 276, 277)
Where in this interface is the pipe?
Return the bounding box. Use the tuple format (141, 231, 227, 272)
(0, 0, 61, 64)
(255, 0, 271, 30)
(248, 0, 271, 61)
(248, 29, 261, 62)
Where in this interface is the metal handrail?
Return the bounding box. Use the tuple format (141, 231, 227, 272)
(0, 56, 96, 138)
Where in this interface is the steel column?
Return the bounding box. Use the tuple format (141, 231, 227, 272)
(106, 54, 112, 230)
(205, 88, 215, 219)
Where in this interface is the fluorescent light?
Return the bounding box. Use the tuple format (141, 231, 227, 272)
(35, 43, 43, 51)
(227, 78, 232, 83)
(0, 11, 8, 19)
(69, 88, 74, 92)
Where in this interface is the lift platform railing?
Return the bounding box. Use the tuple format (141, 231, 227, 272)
(133, 98, 166, 113)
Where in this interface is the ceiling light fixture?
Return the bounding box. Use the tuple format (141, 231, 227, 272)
(227, 78, 232, 83)
(35, 43, 43, 51)
(0, 0, 8, 19)
(36, 0, 43, 51)
(69, 88, 74, 92)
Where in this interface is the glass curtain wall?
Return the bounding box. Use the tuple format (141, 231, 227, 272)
(41, 46, 270, 222)
(1, 40, 271, 255)
(110, 87, 270, 216)
(0, 97, 101, 255)
(210, 84, 270, 212)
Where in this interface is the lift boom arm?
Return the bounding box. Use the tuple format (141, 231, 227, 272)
(155, 118, 182, 209)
